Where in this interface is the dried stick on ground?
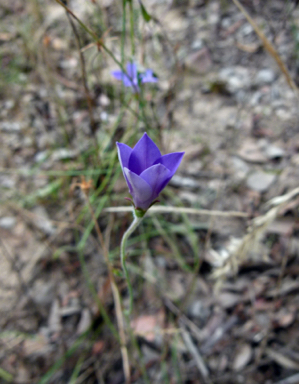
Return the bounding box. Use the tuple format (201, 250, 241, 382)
(181, 327, 212, 384)
(274, 372, 299, 384)
(212, 186, 299, 279)
(104, 206, 249, 218)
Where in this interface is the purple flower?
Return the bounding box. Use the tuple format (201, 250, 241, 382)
(112, 62, 157, 92)
(117, 133, 184, 211)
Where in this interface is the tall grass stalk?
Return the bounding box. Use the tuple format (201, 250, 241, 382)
(83, 186, 131, 383)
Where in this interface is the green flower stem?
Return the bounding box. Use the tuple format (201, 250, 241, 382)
(129, 0, 136, 57)
(120, 212, 144, 315)
(121, 0, 126, 64)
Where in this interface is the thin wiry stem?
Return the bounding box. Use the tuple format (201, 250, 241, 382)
(121, 0, 126, 69)
(129, 0, 135, 57)
(120, 213, 144, 315)
(54, 0, 127, 75)
(83, 191, 131, 383)
(66, 12, 97, 135)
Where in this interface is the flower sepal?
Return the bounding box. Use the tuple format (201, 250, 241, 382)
(125, 198, 149, 218)
(124, 197, 135, 208)
(134, 207, 147, 218)
(128, 198, 160, 218)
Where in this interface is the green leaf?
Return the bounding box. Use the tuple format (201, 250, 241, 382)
(139, 1, 152, 22)
(0, 368, 13, 382)
(24, 179, 63, 206)
(113, 268, 123, 278)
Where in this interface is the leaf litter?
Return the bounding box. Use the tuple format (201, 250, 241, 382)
(1, 0, 299, 383)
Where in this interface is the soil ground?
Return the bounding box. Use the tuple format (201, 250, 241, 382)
(1, 0, 299, 383)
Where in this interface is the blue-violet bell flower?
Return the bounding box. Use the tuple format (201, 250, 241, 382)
(112, 62, 157, 92)
(117, 133, 184, 211)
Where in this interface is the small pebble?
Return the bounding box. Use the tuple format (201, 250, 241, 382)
(246, 171, 276, 192)
(255, 69, 276, 85)
(0, 216, 16, 230)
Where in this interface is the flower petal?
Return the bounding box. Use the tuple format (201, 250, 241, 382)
(122, 76, 137, 88)
(155, 152, 184, 177)
(140, 69, 158, 83)
(128, 133, 161, 175)
(112, 65, 138, 89)
(116, 142, 133, 191)
(140, 163, 171, 196)
(126, 62, 137, 81)
(111, 70, 125, 81)
(124, 168, 154, 210)
(116, 142, 132, 169)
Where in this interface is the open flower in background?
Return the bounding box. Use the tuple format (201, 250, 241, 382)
(117, 133, 184, 211)
(112, 62, 157, 92)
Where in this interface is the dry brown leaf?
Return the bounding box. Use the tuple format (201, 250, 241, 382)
(92, 340, 105, 355)
(131, 310, 165, 342)
(237, 139, 267, 163)
(131, 315, 158, 342)
(266, 219, 295, 236)
(217, 292, 242, 309)
(23, 334, 49, 356)
(274, 309, 295, 329)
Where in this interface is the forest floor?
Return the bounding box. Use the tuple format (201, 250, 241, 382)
(1, 0, 299, 383)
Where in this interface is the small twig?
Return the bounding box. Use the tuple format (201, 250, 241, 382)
(213, 186, 299, 278)
(53, 72, 84, 91)
(231, 0, 299, 93)
(265, 348, 299, 370)
(181, 327, 212, 384)
(54, 0, 97, 40)
(104, 205, 249, 218)
(163, 297, 205, 343)
(200, 315, 239, 355)
(274, 373, 299, 384)
(54, 0, 131, 77)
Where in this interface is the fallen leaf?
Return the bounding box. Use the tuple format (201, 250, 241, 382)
(23, 334, 49, 356)
(232, 343, 252, 371)
(266, 348, 299, 370)
(217, 292, 242, 309)
(273, 309, 295, 328)
(76, 308, 92, 335)
(92, 340, 105, 355)
(131, 315, 158, 342)
(131, 311, 165, 342)
(266, 219, 294, 236)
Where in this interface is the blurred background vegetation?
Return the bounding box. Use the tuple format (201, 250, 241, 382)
(1, 0, 299, 383)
